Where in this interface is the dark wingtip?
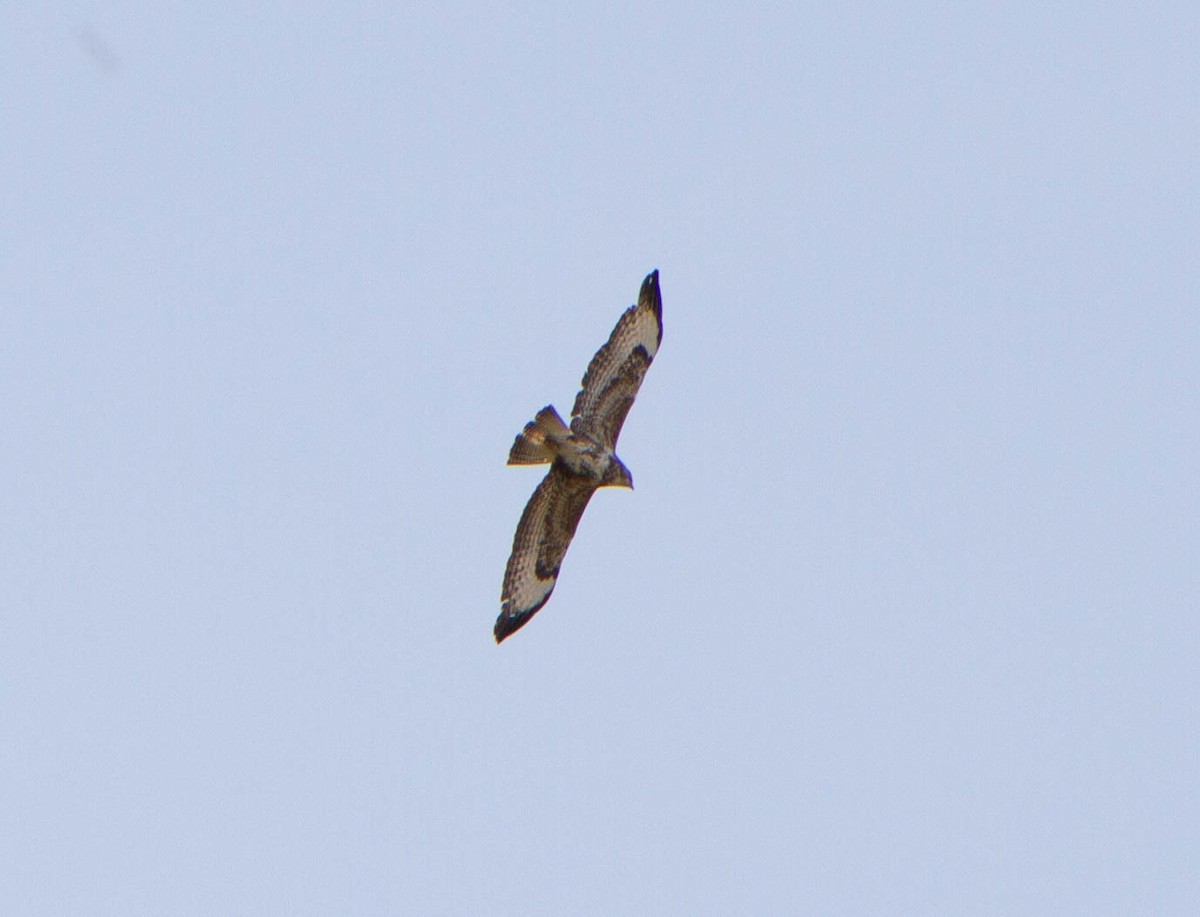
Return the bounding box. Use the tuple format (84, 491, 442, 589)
(492, 602, 544, 643)
(639, 269, 662, 341)
(641, 269, 659, 299)
(493, 608, 535, 644)
(495, 586, 555, 644)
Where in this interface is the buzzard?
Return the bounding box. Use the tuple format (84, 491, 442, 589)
(495, 270, 663, 643)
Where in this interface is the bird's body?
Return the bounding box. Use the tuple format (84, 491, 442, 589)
(495, 270, 663, 643)
(508, 404, 632, 485)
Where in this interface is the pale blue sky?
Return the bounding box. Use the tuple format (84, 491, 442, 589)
(3, 3, 1197, 914)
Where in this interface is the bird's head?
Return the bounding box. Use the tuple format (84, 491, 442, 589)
(603, 456, 634, 489)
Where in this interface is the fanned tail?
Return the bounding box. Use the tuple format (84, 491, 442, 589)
(507, 405, 569, 465)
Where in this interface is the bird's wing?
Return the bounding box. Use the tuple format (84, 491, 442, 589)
(570, 270, 663, 449)
(495, 463, 598, 642)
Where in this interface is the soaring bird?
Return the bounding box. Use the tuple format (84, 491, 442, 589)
(495, 270, 663, 643)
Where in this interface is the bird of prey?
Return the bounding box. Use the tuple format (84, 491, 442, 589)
(494, 270, 663, 643)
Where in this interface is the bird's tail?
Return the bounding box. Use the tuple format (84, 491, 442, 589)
(507, 405, 569, 465)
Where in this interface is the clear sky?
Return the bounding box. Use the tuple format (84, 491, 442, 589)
(3, 3, 1197, 914)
